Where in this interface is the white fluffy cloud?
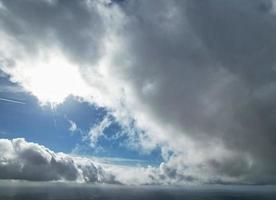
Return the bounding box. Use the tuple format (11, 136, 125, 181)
(0, 138, 198, 185)
(1, 0, 276, 185)
(0, 138, 117, 183)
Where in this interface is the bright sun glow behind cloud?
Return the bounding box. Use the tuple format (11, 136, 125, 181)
(5, 49, 91, 105)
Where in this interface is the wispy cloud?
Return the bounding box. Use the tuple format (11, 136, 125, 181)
(86, 115, 112, 148)
(68, 120, 78, 132)
(65, 117, 83, 135)
(93, 156, 159, 167)
(0, 97, 25, 105)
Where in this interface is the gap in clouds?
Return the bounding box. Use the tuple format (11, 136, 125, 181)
(0, 74, 163, 167)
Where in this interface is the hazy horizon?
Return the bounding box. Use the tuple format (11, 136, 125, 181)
(0, 180, 276, 200)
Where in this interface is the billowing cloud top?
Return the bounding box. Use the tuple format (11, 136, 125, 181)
(0, 138, 197, 185)
(1, 0, 276, 185)
(0, 138, 116, 183)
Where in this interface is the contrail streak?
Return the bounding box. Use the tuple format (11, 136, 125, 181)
(0, 97, 26, 105)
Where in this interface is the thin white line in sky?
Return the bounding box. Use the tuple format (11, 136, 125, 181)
(0, 97, 26, 105)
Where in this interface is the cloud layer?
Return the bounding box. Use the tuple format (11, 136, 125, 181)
(0, 138, 196, 185)
(1, 0, 276, 184)
(0, 138, 116, 183)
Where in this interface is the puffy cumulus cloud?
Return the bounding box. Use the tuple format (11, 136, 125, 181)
(107, 163, 199, 186)
(0, 138, 116, 183)
(1, 0, 276, 185)
(0, 138, 198, 185)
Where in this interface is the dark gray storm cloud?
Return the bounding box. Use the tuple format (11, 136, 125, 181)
(113, 0, 276, 183)
(0, 0, 105, 65)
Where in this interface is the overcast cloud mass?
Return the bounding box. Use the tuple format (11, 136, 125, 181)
(1, 0, 276, 185)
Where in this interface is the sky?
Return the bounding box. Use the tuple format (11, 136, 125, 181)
(0, 0, 276, 185)
(0, 74, 162, 164)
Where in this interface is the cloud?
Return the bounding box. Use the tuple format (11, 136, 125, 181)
(0, 97, 25, 105)
(105, 0, 276, 184)
(0, 0, 105, 65)
(1, 0, 276, 185)
(68, 120, 78, 133)
(86, 115, 112, 148)
(0, 138, 118, 183)
(0, 138, 199, 185)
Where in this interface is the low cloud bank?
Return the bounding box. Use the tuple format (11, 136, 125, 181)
(0, 138, 116, 183)
(0, 138, 194, 185)
(0, 138, 244, 185)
